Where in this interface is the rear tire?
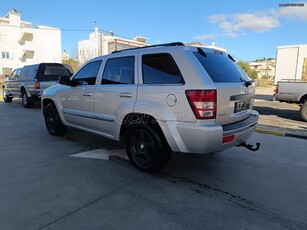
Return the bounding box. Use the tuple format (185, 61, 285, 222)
(125, 123, 171, 172)
(21, 90, 34, 108)
(44, 103, 67, 135)
(300, 101, 307, 122)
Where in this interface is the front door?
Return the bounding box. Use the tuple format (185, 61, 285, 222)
(59, 60, 102, 128)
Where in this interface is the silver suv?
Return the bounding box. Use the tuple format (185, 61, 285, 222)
(42, 42, 259, 172)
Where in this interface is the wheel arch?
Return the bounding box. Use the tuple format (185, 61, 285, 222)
(120, 113, 171, 145)
(20, 85, 31, 97)
(299, 94, 307, 104)
(42, 98, 67, 125)
(120, 113, 160, 136)
(42, 98, 55, 115)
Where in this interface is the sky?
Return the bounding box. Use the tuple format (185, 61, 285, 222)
(1, 0, 307, 61)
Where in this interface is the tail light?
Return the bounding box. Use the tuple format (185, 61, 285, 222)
(274, 85, 278, 94)
(186, 90, 217, 119)
(35, 81, 40, 89)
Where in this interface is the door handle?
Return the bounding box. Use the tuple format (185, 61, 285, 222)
(119, 92, 133, 98)
(83, 92, 92, 96)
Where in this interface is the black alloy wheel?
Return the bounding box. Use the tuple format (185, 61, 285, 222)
(125, 123, 171, 172)
(44, 103, 67, 135)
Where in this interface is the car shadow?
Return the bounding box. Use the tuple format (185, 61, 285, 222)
(10, 98, 42, 109)
(253, 105, 303, 122)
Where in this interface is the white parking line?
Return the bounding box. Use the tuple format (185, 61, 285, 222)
(70, 148, 128, 160)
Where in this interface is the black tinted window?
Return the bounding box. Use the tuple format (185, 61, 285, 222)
(73, 60, 102, 85)
(142, 53, 184, 84)
(10, 69, 21, 79)
(20, 66, 35, 78)
(194, 50, 250, 82)
(36, 64, 73, 81)
(102, 56, 134, 84)
(43, 65, 71, 76)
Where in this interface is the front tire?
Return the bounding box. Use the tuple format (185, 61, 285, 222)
(21, 90, 34, 108)
(125, 124, 171, 172)
(2, 89, 12, 102)
(44, 103, 67, 135)
(300, 101, 307, 122)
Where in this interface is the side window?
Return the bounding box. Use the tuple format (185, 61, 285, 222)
(20, 66, 31, 78)
(16, 69, 21, 78)
(142, 53, 184, 84)
(28, 66, 37, 78)
(102, 56, 134, 84)
(73, 60, 102, 85)
(10, 69, 18, 79)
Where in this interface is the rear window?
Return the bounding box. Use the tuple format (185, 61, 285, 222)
(194, 49, 250, 83)
(37, 64, 72, 81)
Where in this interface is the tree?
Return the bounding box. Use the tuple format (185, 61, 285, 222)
(237, 61, 258, 79)
(62, 58, 80, 74)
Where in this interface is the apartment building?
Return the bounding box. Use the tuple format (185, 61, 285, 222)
(249, 59, 276, 79)
(0, 9, 62, 77)
(78, 24, 149, 64)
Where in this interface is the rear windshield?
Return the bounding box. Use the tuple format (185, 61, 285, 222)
(36, 64, 73, 81)
(194, 49, 250, 83)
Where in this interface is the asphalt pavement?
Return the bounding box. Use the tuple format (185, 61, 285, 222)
(0, 99, 307, 229)
(254, 87, 307, 139)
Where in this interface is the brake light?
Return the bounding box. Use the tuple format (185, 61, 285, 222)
(35, 81, 40, 89)
(186, 90, 217, 119)
(274, 85, 278, 94)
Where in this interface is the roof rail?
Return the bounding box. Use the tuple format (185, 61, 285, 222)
(111, 42, 185, 54)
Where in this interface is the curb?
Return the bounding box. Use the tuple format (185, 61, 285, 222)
(255, 127, 307, 140)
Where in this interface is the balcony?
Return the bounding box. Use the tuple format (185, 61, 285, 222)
(19, 49, 34, 62)
(18, 31, 33, 45)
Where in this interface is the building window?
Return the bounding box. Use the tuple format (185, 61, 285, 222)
(1, 52, 10, 59)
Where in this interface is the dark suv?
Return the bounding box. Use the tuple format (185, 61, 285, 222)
(2, 63, 73, 108)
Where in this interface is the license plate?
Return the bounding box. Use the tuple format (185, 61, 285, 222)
(235, 100, 251, 113)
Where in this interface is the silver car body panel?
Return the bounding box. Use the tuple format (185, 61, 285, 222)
(42, 45, 258, 154)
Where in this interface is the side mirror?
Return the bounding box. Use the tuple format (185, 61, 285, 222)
(58, 76, 71, 85)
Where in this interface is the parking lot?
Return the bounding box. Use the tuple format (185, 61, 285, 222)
(0, 94, 307, 229)
(254, 87, 307, 136)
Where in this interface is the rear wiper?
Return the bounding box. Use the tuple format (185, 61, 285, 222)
(197, 47, 207, 57)
(240, 77, 254, 87)
(244, 80, 254, 87)
(228, 54, 235, 62)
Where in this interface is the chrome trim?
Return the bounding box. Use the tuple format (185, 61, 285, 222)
(230, 93, 254, 101)
(63, 109, 115, 122)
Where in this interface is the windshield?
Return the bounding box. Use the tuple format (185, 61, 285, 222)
(194, 49, 250, 83)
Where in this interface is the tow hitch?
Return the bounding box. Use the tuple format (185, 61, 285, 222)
(237, 142, 261, 152)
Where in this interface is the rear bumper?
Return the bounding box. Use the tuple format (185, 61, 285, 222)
(161, 110, 259, 154)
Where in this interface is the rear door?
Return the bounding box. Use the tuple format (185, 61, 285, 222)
(194, 48, 255, 125)
(93, 55, 137, 138)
